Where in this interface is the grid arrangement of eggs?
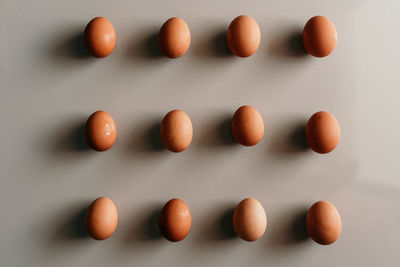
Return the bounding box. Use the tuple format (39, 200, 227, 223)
(82, 15, 341, 246)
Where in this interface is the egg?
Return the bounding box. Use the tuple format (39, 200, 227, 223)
(306, 201, 342, 245)
(231, 105, 264, 146)
(233, 198, 267, 241)
(305, 111, 340, 154)
(227, 15, 261, 57)
(302, 16, 337, 57)
(84, 197, 118, 240)
(158, 17, 191, 58)
(84, 17, 116, 58)
(159, 198, 191, 242)
(84, 110, 117, 151)
(160, 109, 193, 152)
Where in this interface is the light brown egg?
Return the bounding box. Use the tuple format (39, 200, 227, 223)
(302, 16, 337, 57)
(233, 198, 267, 241)
(84, 110, 117, 151)
(227, 15, 261, 57)
(85, 197, 118, 240)
(306, 201, 342, 245)
(158, 17, 191, 58)
(160, 109, 193, 152)
(84, 17, 116, 58)
(159, 198, 191, 242)
(231, 105, 264, 146)
(305, 111, 340, 154)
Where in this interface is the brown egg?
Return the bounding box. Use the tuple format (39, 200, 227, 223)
(84, 110, 117, 151)
(160, 109, 193, 152)
(231, 105, 264, 146)
(306, 201, 342, 245)
(159, 198, 191, 242)
(84, 197, 118, 240)
(227, 15, 261, 57)
(233, 198, 267, 241)
(158, 17, 191, 58)
(305, 111, 340, 154)
(302, 16, 337, 57)
(84, 17, 116, 58)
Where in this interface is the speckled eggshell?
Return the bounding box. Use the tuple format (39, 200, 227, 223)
(306, 201, 342, 245)
(84, 197, 118, 240)
(302, 16, 337, 57)
(160, 109, 193, 152)
(158, 17, 191, 58)
(159, 198, 191, 242)
(231, 105, 264, 146)
(84, 110, 117, 151)
(227, 15, 261, 57)
(305, 111, 340, 154)
(84, 17, 116, 58)
(233, 198, 267, 241)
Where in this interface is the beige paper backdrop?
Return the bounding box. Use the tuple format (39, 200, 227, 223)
(1, 0, 399, 266)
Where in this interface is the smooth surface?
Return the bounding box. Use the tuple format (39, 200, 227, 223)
(160, 109, 193, 152)
(306, 200, 342, 245)
(302, 16, 337, 57)
(158, 17, 191, 58)
(227, 15, 261, 57)
(231, 105, 264, 146)
(84, 17, 116, 58)
(305, 111, 340, 153)
(233, 198, 267, 241)
(159, 198, 191, 242)
(85, 110, 117, 151)
(85, 197, 119, 240)
(1, 0, 400, 266)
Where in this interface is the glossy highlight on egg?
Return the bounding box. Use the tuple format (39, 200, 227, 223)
(84, 110, 117, 151)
